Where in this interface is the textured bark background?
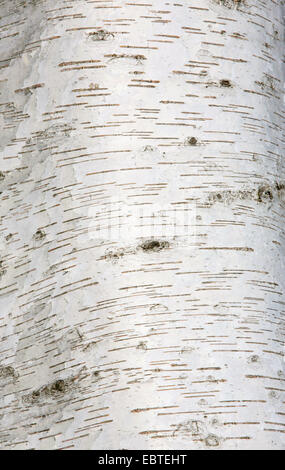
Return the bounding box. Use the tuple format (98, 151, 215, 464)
(0, 0, 284, 450)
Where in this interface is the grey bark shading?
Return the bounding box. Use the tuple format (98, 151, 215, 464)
(0, 0, 284, 451)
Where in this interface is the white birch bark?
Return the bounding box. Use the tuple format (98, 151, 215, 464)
(0, 0, 284, 450)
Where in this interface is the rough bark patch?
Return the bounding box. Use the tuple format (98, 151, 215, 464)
(33, 229, 46, 241)
(257, 185, 274, 203)
(0, 365, 18, 380)
(22, 377, 76, 405)
(207, 183, 285, 205)
(0, 260, 7, 279)
(89, 30, 114, 41)
(185, 136, 198, 146)
(139, 240, 170, 252)
(220, 79, 232, 88)
(213, 0, 245, 8)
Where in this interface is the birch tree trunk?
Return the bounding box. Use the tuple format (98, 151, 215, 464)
(0, 0, 284, 450)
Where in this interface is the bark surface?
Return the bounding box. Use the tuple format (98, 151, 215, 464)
(0, 0, 284, 450)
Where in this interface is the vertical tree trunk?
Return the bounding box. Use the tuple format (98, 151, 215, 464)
(0, 0, 284, 450)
